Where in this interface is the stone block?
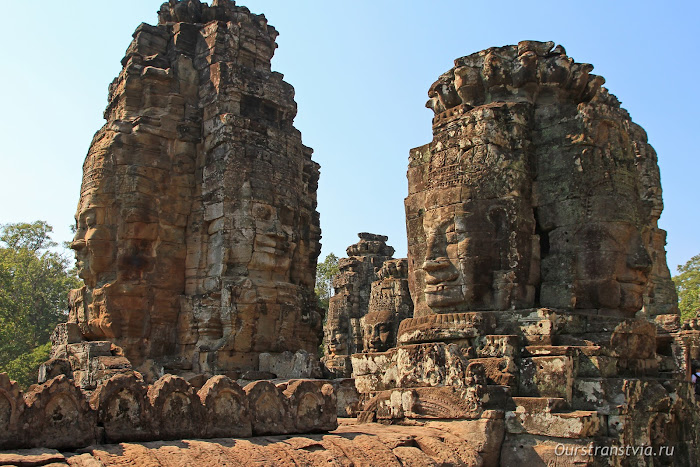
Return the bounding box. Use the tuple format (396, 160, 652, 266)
(258, 350, 321, 379)
(610, 319, 656, 359)
(512, 396, 569, 413)
(501, 434, 595, 466)
(505, 410, 604, 438)
(361, 386, 483, 421)
(469, 357, 517, 386)
(519, 355, 573, 400)
(426, 418, 505, 465)
(283, 380, 337, 433)
(0, 373, 24, 450)
(147, 374, 204, 440)
(572, 378, 627, 415)
(334, 378, 361, 417)
(244, 380, 290, 435)
(22, 375, 98, 450)
(476, 334, 519, 357)
(397, 312, 497, 345)
(198, 375, 252, 438)
(90, 373, 152, 443)
(50, 323, 83, 346)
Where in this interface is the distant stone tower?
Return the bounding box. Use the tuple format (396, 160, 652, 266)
(48, 0, 321, 386)
(321, 233, 394, 378)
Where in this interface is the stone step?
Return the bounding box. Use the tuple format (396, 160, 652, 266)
(512, 396, 570, 413)
(505, 409, 605, 439)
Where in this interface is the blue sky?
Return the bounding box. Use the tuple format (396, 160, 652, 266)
(0, 1, 698, 273)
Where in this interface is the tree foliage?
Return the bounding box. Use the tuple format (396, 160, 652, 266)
(0, 221, 80, 387)
(315, 253, 339, 311)
(674, 253, 700, 321)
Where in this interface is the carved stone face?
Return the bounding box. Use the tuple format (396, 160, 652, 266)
(573, 222, 651, 313)
(419, 197, 533, 312)
(362, 309, 396, 352)
(328, 330, 348, 356)
(71, 204, 114, 289)
(249, 202, 296, 281)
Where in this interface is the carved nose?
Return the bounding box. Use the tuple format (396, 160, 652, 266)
(423, 258, 450, 272)
(71, 239, 86, 251)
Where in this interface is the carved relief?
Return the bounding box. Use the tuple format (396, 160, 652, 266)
(52, 0, 322, 384)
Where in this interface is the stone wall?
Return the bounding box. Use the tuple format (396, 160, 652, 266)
(53, 0, 322, 383)
(0, 372, 336, 451)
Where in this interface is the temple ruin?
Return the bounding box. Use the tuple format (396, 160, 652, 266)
(44, 0, 322, 388)
(321, 233, 396, 378)
(2, 1, 700, 464)
(352, 40, 700, 465)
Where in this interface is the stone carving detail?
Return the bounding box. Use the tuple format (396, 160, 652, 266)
(0, 372, 337, 450)
(51, 0, 322, 382)
(198, 375, 252, 438)
(244, 380, 290, 435)
(89, 373, 151, 443)
(406, 40, 677, 319)
(321, 233, 395, 378)
(22, 375, 98, 450)
(147, 374, 204, 440)
(0, 374, 24, 450)
(351, 43, 700, 467)
(362, 259, 413, 352)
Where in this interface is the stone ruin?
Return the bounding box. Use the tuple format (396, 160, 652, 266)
(44, 0, 322, 388)
(352, 40, 700, 465)
(2, 0, 700, 463)
(321, 233, 396, 378)
(362, 258, 414, 353)
(0, 372, 335, 451)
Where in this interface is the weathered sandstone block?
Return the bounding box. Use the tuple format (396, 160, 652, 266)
(22, 376, 98, 450)
(0, 373, 24, 450)
(283, 380, 337, 433)
(244, 380, 291, 435)
(90, 373, 151, 443)
(198, 375, 252, 438)
(147, 374, 204, 440)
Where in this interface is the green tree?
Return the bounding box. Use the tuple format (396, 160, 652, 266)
(0, 221, 80, 387)
(315, 253, 339, 311)
(673, 253, 700, 321)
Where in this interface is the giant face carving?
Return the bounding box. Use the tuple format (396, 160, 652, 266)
(362, 309, 397, 352)
(407, 43, 671, 318)
(72, 205, 114, 289)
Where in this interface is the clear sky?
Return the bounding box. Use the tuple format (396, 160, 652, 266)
(0, 1, 698, 274)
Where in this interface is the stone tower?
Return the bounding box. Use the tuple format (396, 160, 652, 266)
(50, 0, 322, 384)
(404, 41, 677, 319)
(321, 233, 394, 378)
(354, 42, 699, 464)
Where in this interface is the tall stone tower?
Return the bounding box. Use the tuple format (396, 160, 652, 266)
(49, 0, 322, 384)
